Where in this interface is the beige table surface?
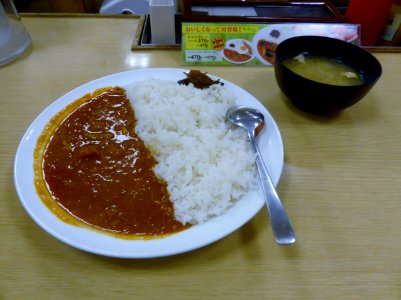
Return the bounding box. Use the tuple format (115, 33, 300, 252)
(1, 15, 401, 300)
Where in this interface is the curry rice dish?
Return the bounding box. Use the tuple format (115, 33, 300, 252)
(34, 75, 257, 238)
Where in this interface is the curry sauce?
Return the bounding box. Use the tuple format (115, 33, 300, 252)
(34, 87, 187, 238)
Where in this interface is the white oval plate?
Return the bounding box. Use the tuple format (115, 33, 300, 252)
(221, 38, 255, 64)
(14, 68, 284, 258)
(252, 24, 293, 65)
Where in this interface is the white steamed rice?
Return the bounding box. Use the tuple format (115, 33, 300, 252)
(126, 78, 257, 225)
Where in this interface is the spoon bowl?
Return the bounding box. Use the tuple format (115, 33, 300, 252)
(226, 106, 265, 135)
(226, 105, 296, 245)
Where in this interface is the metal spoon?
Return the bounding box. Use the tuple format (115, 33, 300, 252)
(226, 105, 296, 245)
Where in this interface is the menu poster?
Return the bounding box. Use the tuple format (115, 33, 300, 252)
(182, 23, 360, 66)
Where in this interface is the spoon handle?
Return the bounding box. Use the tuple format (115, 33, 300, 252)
(249, 134, 296, 245)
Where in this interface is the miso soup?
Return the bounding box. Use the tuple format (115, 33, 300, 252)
(283, 53, 364, 86)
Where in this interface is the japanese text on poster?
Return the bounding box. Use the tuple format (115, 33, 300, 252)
(182, 22, 360, 66)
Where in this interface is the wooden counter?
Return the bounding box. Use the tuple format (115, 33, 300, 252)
(1, 15, 401, 299)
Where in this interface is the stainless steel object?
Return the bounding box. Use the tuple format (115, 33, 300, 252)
(226, 105, 296, 245)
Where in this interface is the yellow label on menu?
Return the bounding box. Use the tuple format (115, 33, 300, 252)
(212, 36, 225, 50)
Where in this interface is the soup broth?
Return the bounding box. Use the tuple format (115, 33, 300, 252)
(283, 54, 364, 86)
